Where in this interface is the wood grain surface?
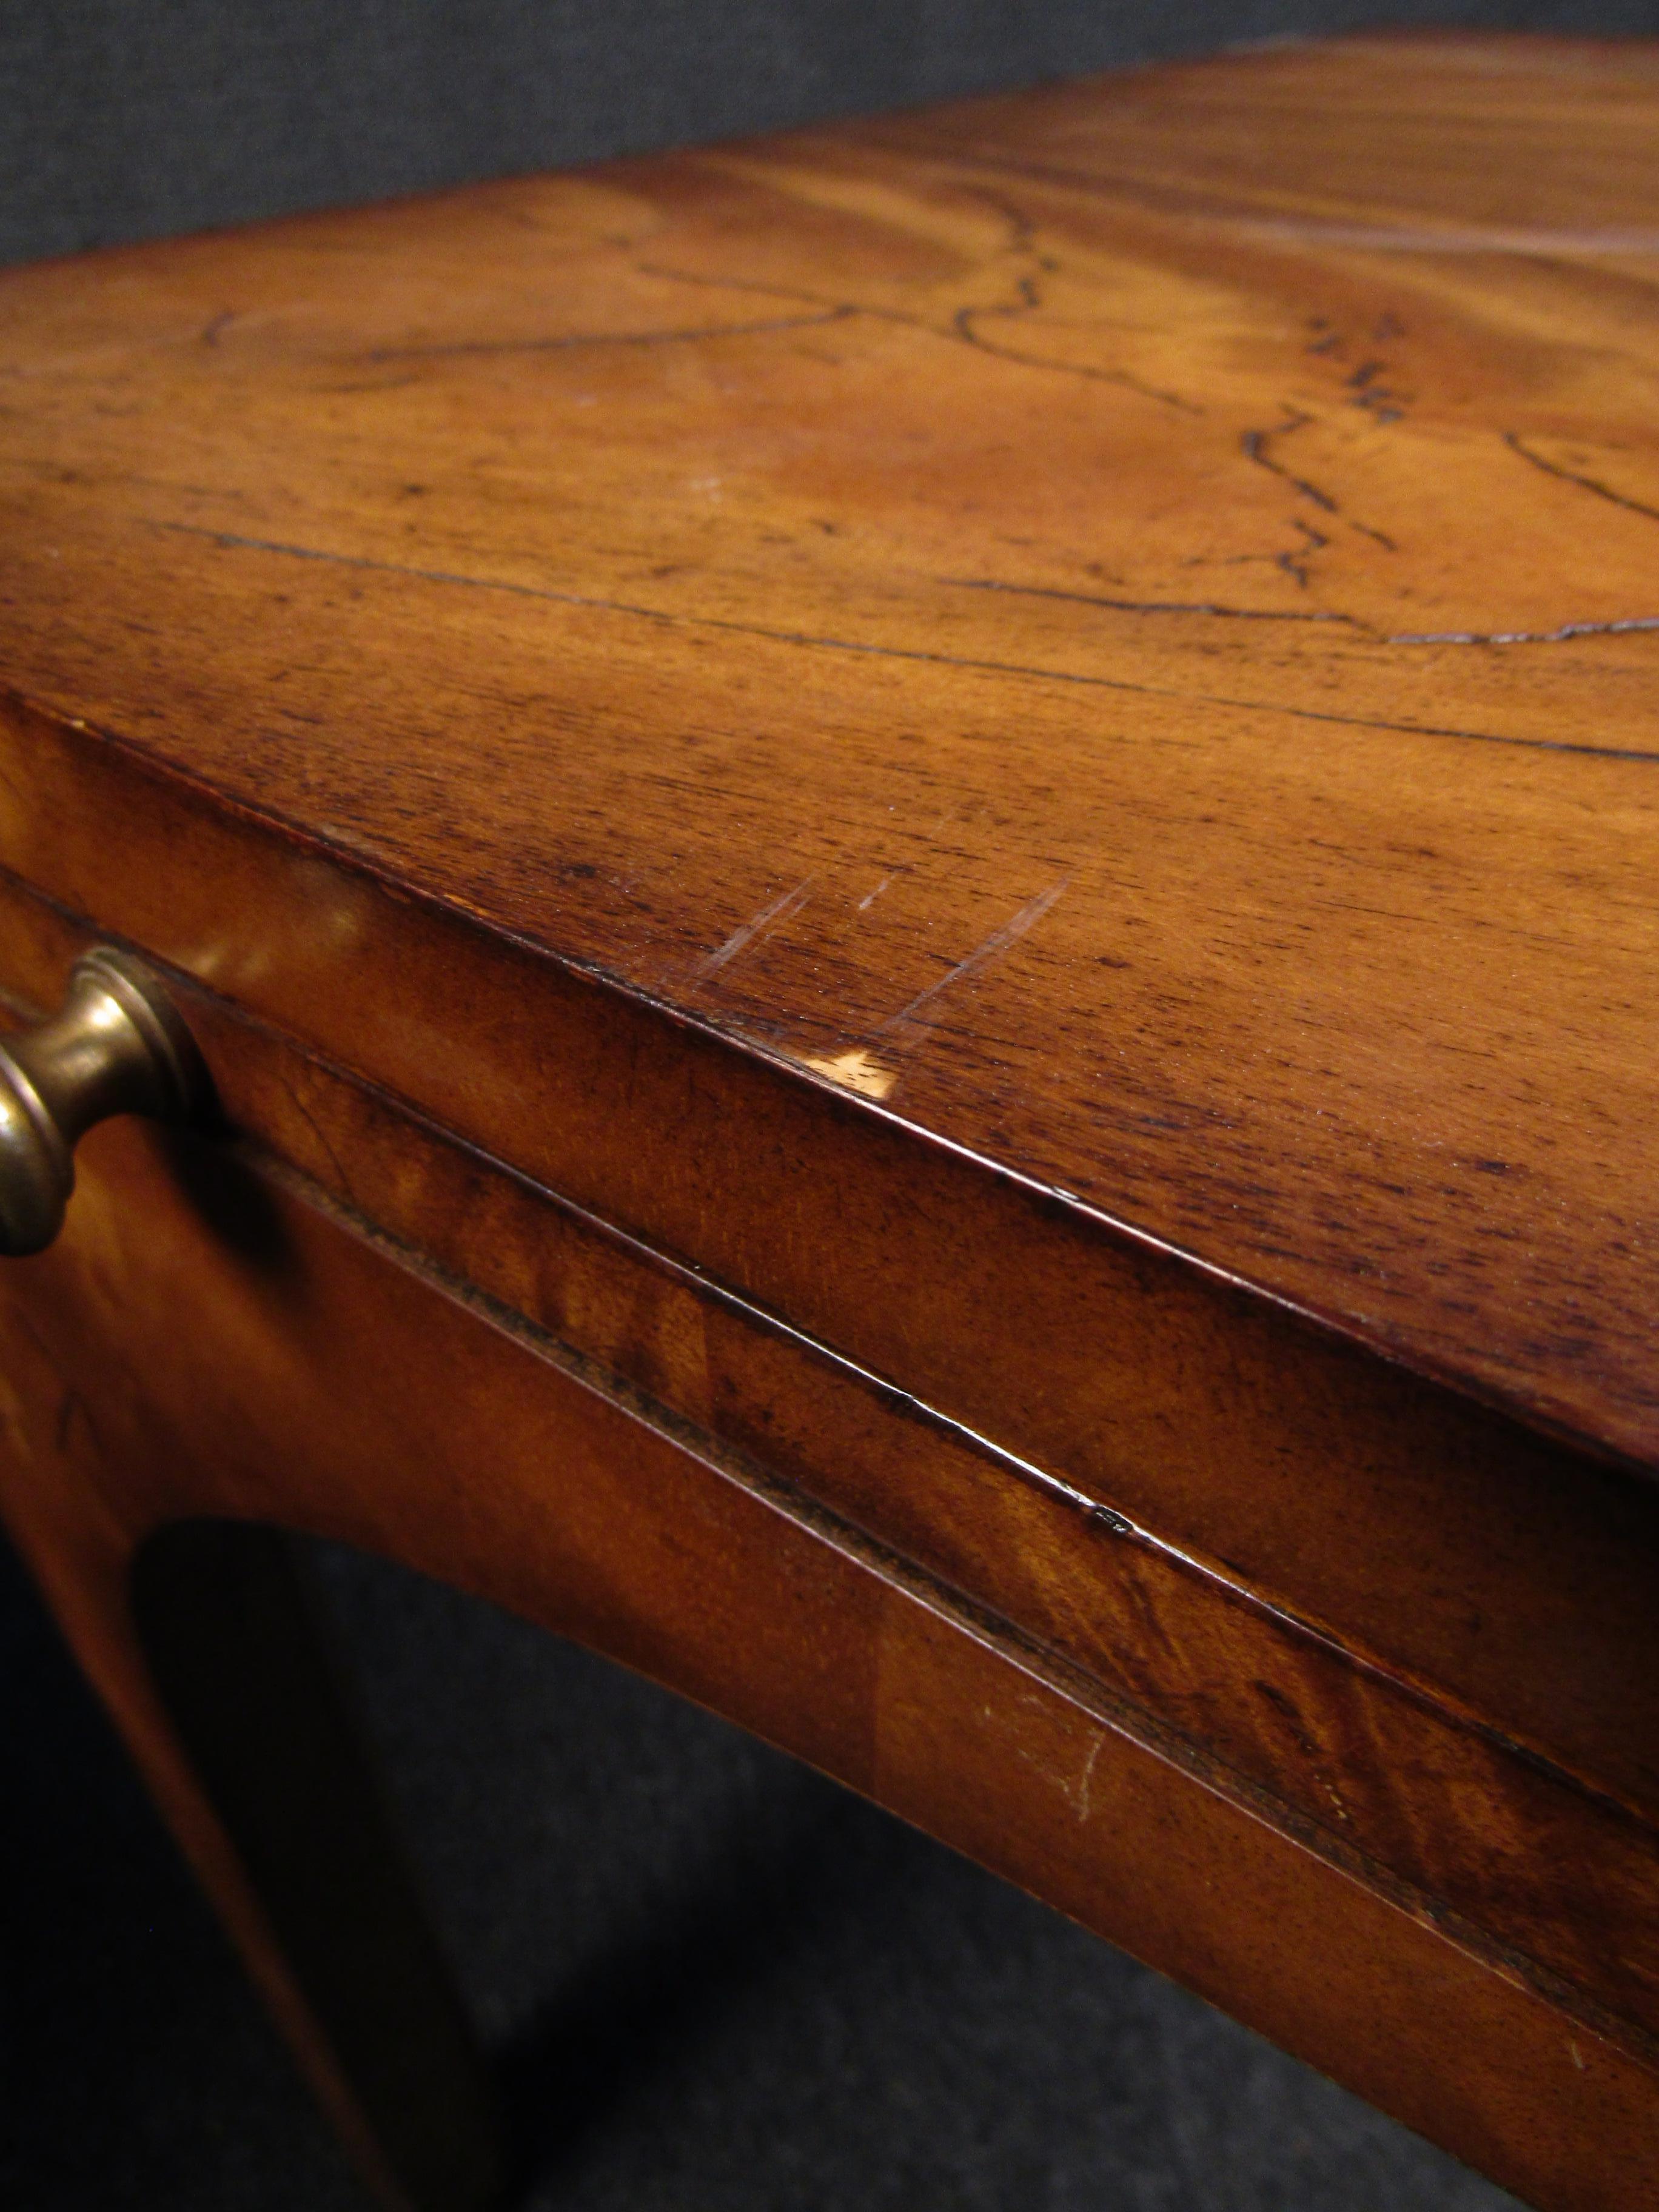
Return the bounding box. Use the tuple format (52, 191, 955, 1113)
(5, 872, 1659, 2051)
(1, 29, 1656, 1478)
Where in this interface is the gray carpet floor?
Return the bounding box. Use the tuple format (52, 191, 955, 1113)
(0, 1529, 1521, 2210)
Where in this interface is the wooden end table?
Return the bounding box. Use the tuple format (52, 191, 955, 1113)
(1, 32, 1655, 2208)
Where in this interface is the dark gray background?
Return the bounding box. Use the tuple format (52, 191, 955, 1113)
(4, 0, 1659, 266)
(0, 3, 1646, 2205)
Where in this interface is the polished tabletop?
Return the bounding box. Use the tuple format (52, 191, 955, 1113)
(1, 30, 1655, 1468)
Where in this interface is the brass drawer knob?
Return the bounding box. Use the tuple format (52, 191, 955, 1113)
(0, 949, 206, 1256)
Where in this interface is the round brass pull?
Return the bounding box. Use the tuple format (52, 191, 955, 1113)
(0, 949, 207, 1256)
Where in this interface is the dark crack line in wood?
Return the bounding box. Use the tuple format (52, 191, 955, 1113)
(1504, 431, 1659, 527)
(953, 575, 1659, 649)
(1242, 411, 1397, 549)
(948, 576, 1360, 628)
(363, 306, 858, 360)
(631, 227, 1204, 412)
(147, 521, 1659, 764)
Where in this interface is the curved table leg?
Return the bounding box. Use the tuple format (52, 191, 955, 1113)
(0, 1470, 505, 2212)
(132, 1519, 507, 2212)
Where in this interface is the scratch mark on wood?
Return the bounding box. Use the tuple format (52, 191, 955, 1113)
(1076, 1732, 1105, 1823)
(881, 877, 1070, 1039)
(694, 877, 814, 979)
